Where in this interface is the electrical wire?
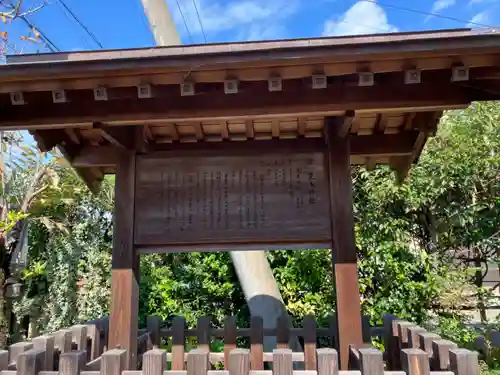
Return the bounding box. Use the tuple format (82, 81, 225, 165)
(54, 0, 93, 49)
(2, 0, 59, 51)
(175, 0, 194, 43)
(361, 0, 493, 28)
(191, 0, 207, 43)
(18, 15, 59, 52)
(56, 0, 103, 48)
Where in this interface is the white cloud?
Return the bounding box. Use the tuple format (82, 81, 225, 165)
(322, 1, 398, 37)
(425, 0, 456, 22)
(469, 0, 496, 5)
(430, 0, 456, 13)
(169, 0, 299, 41)
(467, 10, 490, 27)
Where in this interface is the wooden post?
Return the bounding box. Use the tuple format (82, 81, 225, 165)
(359, 348, 384, 375)
(147, 316, 161, 348)
(401, 348, 429, 375)
(303, 315, 317, 370)
(382, 315, 399, 370)
(224, 316, 237, 370)
(54, 329, 72, 354)
(143, 349, 166, 375)
(317, 348, 338, 375)
(59, 351, 86, 375)
(228, 349, 250, 375)
(9, 342, 33, 367)
(101, 349, 127, 375)
(171, 316, 186, 370)
(0, 350, 8, 370)
(250, 316, 264, 370)
(187, 349, 209, 375)
(449, 348, 479, 375)
(273, 349, 292, 375)
(108, 150, 139, 370)
(33, 335, 55, 370)
(17, 349, 45, 375)
(325, 117, 363, 369)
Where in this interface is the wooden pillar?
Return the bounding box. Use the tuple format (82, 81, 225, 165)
(325, 117, 363, 369)
(108, 150, 139, 369)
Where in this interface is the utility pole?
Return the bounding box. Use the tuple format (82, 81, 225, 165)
(140, 0, 180, 46)
(139, 0, 300, 353)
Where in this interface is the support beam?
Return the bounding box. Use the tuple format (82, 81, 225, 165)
(1, 73, 489, 129)
(325, 117, 363, 369)
(108, 151, 138, 369)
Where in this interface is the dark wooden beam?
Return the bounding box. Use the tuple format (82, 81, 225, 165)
(1, 72, 496, 129)
(56, 143, 102, 193)
(325, 116, 363, 369)
(94, 123, 135, 149)
(30, 129, 68, 152)
(70, 132, 418, 167)
(108, 151, 138, 370)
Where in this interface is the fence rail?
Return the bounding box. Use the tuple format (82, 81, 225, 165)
(0, 315, 480, 375)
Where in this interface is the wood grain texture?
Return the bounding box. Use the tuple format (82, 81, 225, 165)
(228, 349, 250, 375)
(32, 336, 54, 371)
(317, 348, 338, 375)
(250, 317, 264, 370)
(325, 121, 363, 369)
(109, 151, 139, 370)
(303, 315, 317, 370)
(59, 352, 86, 375)
(134, 152, 330, 248)
(223, 317, 237, 370)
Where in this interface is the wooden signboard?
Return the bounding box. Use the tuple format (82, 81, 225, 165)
(134, 152, 331, 251)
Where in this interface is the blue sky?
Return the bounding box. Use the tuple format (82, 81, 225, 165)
(1, 0, 499, 54)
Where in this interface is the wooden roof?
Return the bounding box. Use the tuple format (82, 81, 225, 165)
(1, 27, 500, 189)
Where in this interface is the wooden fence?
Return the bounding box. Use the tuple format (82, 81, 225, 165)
(0, 315, 480, 375)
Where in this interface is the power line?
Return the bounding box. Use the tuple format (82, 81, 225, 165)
(56, 0, 103, 48)
(18, 15, 59, 52)
(191, 0, 207, 43)
(361, 0, 493, 28)
(175, 0, 194, 43)
(54, 0, 93, 49)
(2, 0, 59, 52)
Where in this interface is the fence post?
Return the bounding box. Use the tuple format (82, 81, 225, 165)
(71, 325, 88, 352)
(250, 316, 264, 371)
(329, 314, 338, 350)
(54, 329, 72, 354)
(359, 348, 384, 375)
(33, 335, 55, 371)
(382, 315, 399, 370)
(17, 349, 45, 375)
(361, 316, 371, 343)
(431, 339, 458, 371)
(187, 349, 209, 375)
(0, 350, 8, 370)
(86, 323, 101, 360)
(224, 316, 237, 370)
(401, 348, 429, 375)
(101, 349, 127, 375)
(59, 351, 86, 375)
(417, 332, 440, 358)
(317, 348, 338, 375)
(407, 326, 426, 349)
(228, 349, 250, 375)
(197, 317, 211, 352)
(146, 317, 161, 348)
(172, 316, 186, 370)
(273, 349, 292, 375)
(276, 314, 290, 349)
(9, 342, 33, 367)
(143, 349, 166, 375)
(303, 315, 317, 370)
(449, 349, 479, 375)
(396, 321, 414, 349)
